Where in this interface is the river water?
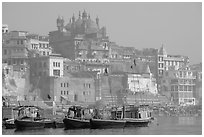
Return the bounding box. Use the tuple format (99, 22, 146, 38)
(2, 116, 202, 135)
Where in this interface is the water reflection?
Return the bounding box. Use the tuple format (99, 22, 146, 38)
(178, 117, 195, 125)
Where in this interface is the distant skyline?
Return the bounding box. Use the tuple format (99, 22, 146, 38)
(2, 2, 202, 64)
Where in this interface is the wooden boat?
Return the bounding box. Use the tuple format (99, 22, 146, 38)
(4, 119, 15, 129)
(124, 117, 151, 127)
(14, 117, 45, 130)
(43, 118, 55, 128)
(90, 118, 126, 129)
(54, 121, 64, 128)
(123, 105, 152, 127)
(63, 105, 91, 129)
(63, 117, 90, 129)
(13, 106, 53, 130)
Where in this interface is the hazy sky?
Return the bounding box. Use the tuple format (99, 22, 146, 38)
(2, 2, 202, 64)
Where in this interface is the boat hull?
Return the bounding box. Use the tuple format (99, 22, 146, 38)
(54, 121, 64, 128)
(63, 118, 90, 129)
(125, 118, 151, 127)
(14, 119, 45, 130)
(44, 120, 55, 128)
(4, 122, 16, 129)
(90, 119, 126, 129)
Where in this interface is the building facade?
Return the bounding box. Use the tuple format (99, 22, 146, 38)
(27, 34, 52, 57)
(161, 66, 196, 106)
(2, 31, 30, 72)
(29, 54, 64, 77)
(157, 45, 189, 77)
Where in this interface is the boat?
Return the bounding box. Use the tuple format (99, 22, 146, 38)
(4, 119, 15, 129)
(14, 106, 53, 130)
(90, 119, 126, 129)
(54, 121, 64, 128)
(123, 105, 152, 127)
(63, 117, 90, 129)
(63, 106, 90, 129)
(14, 117, 45, 130)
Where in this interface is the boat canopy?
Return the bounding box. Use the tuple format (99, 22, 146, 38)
(13, 105, 43, 111)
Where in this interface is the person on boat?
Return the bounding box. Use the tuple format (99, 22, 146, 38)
(37, 111, 40, 118)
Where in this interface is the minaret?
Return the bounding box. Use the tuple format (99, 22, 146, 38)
(79, 11, 81, 19)
(56, 16, 64, 31)
(72, 14, 75, 23)
(88, 13, 91, 19)
(96, 16, 99, 28)
(82, 10, 88, 20)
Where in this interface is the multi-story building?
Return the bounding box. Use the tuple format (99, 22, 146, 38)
(190, 63, 202, 105)
(101, 61, 158, 105)
(29, 53, 64, 77)
(157, 45, 189, 77)
(2, 31, 30, 72)
(27, 34, 52, 57)
(28, 72, 97, 104)
(63, 58, 86, 75)
(161, 66, 196, 106)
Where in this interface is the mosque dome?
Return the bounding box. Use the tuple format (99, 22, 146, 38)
(64, 11, 99, 34)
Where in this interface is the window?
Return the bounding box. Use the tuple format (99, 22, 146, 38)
(61, 83, 63, 87)
(20, 60, 24, 65)
(43, 51, 46, 55)
(58, 62, 60, 67)
(67, 91, 69, 95)
(13, 59, 16, 65)
(64, 83, 66, 87)
(89, 84, 91, 88)
(184, 86, 187, 91)
(175, 86, 178, 91)
(21, 40, 23, 45)
(17, 40, 19, 45)
(64, 91, 66, 95)
(53, 62, 55, 67)
(61, 91, 63, 95)
(67, 83, 69, 87)
(171, 86, 174, 91)
(83, 91, 86, 95)
(47, 52, 49, 55)
(179, 85, 183, 91)
(53, 69, 60, 76)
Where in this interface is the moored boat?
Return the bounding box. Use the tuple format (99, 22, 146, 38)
(4, 119, 15, 129)
(63, 106, 91, 129)
(13, 106, 49, 130)
(63, 117, 90, 129)
(14, 117, 45, 130)
(90, 118, 126, 129)
(123, 105, 153, 127)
